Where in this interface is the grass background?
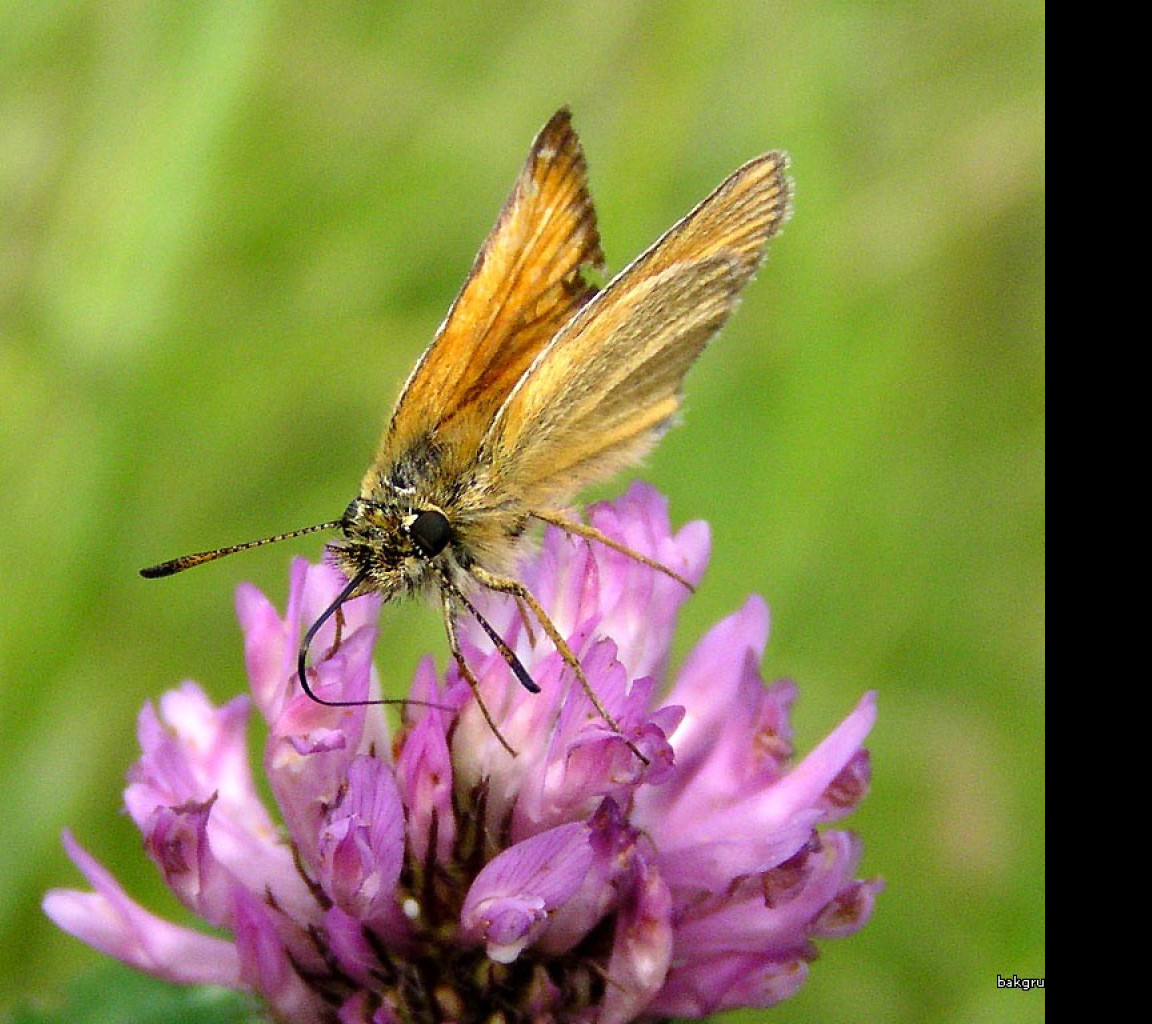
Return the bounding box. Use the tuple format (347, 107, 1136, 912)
(1, 3, 1043, 1022)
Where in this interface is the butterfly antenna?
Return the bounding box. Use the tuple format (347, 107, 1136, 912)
(140, 521, 343, 578)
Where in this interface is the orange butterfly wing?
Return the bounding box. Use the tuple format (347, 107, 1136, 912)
(483, 152, 791, 509)
(368, 108, 603, 489)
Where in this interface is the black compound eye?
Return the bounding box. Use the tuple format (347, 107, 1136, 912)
(409, 509, 452, 557)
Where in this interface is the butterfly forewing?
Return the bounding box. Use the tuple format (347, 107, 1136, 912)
(482, 152, 791, 509)
(373, 107, 604, 481)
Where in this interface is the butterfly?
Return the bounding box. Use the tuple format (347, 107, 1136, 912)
(142, 108, 791, 758)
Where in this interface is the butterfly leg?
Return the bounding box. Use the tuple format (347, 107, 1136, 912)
(321, 602, 347, 662)
(532, 509, 695, 591)
(514, 594, 537, 647)
(439, 589, 517, 757)
(467, 564, 650, 765)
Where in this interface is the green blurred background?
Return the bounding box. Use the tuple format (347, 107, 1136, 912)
(1, 2, 1043, 1022)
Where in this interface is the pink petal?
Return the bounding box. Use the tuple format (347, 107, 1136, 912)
(233, 887, 326, 1023)
(649, 691, 878, 891)
(43, 831, 240, 987)
(395, 658, 458, 865)
(318, 755, 405, 923)
(461, 821, 595, 963)
(125, 684, 310, 920)
(598, 857, 673, 1024)
(651, 951, 811, 1015)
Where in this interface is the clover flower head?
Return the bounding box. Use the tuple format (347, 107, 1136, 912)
(45, 482, 879, 1022)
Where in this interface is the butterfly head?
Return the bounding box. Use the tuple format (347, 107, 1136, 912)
(329, 496, 454, 600)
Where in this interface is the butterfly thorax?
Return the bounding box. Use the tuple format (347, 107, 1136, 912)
(329, 435, 531, 600)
